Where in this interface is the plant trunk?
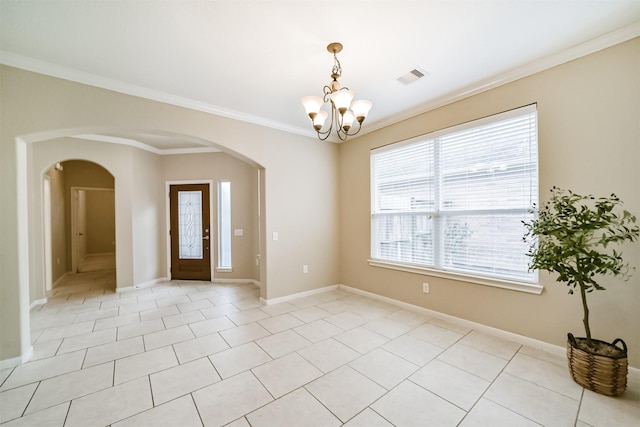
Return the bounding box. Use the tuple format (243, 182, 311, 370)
(578, 281, 592, 346)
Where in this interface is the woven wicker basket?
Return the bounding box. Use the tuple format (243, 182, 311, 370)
(567, 333, 628, 397)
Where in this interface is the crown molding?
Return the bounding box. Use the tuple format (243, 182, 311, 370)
(363, 21, 640, 136)
(2, 21, 638, 142)
(70, 134, 220, 155)
(0, 51, 315, 139)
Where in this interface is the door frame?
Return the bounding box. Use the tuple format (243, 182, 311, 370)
(165, 180, 214, 280)
(70, 186, 115, 273)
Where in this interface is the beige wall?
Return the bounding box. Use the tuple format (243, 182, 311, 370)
(0, 64, 340, 363)
(85, 190, 116, 254)
(339, 38, 640, 366)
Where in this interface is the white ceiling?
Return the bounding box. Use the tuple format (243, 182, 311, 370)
(1, 1, 639, 147)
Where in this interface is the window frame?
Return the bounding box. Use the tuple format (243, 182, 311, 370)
(217, 180, 232, 272)
(369, 105, 542, 294)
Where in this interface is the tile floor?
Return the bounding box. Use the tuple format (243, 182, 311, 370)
(1, 270, 639, 426)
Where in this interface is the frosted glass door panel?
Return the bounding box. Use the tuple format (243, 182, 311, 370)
(178, 191, 203, 259)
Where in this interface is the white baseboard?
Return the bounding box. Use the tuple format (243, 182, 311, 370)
(338, 284, 567, 358)
(29, 299, 47, 310)
(52, 272, 71, 289)
(116, 277, 169, 293)
(0, 346, 33, 370)
(260, 284, 339, 306)
(213, 278, 260, 286)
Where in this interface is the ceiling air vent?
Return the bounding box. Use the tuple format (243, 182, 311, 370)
(397, 68, 428, 85)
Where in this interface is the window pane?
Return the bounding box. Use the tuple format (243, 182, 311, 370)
(441, 212, 536, 281)
(372, 141, 435, 213)
(218, 181, 232, 269)
(372, 214, 434, 265)
(178, 191, 203, 259)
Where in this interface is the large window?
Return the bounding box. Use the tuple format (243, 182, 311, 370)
(370, 105, 538, 285)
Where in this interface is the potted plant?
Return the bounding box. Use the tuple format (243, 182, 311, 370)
(522, 187, 639, 396)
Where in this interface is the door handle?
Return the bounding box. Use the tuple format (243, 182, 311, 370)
(203, 236, 210, 240)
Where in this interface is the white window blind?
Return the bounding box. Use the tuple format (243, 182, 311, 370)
(371, 105, 538, 283)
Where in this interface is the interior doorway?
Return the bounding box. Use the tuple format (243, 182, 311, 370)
(169, 183, 212, 280)
(70, 186, 116, 273)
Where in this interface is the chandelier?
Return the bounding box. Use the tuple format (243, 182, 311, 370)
(301, 42, 372, 141)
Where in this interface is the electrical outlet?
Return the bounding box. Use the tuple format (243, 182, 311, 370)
(422, 283, 430, 293)
(303, 265, 308, 273)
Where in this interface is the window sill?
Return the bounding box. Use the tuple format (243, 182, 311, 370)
(367, 259, 543, 295)
(216, 268, 233, 273)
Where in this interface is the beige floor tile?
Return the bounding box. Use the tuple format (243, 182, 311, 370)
(74, 306, 120, 323)
(411, 359, 490, 410)
(232, 297, 264, 310)
(112, 395, 202, 427)
(334, 327, 389, 354)
(324, 311, 367, 330)
(350, 348, 419, 390)
(57, 328, 116, 354)
(114, 346, 178, 384)
(100, 296, 138, 309)
(219, 322, 271, 347)
(343, 408, 395, 426)
(36, 320, 96, 343)
(227, 308, 270, 326)
(258, 302, 298, 317)
(438, 343, 508, 381)
(255, 329, 311, 358)
(409, 322, 464, 348)
(1, 350, 85, 390)
(0, 402, 69, 427)
(65, 376, 152, 427)
(173, 332, 229, 363)
(385, 309, 431, 327)
(30, 339, 62, 361)
(258, 313, 304, 333)
(192, 371, 273, 426)
(247, 388, 341, 427)
(162, 310, 205, 329)
(143, 324, 194, 350)
(578, 388, 640, 427)
(83, 336, 144, 367)
(459, 330, 521, 360)
(306, 365, 386, 422)
(484, 373, 580, 427)
(293, 319, 343, 343)
(94, 312, 140, 331)
(459, 398, 541, 426)
(290, 306, 331, 323)
(177, 298, 213, 312)
(505, 352, 583, 400)
(189, 315, 236, 337)
(139, 305, 180, 321)
(362, 318, 412, 339)
(372, 380, 466, 426)
(0, 383, 37, 423)
(200, 303, 240, 319)
(118, 301, 158, 316)
(117, 318, 165, 340)
(26, 361, 114, 414)
(298, 338, 360, 373)
(253, 352, 323, 398)
(382, 334, 443, 366)
(209, 342, 272, 379)
(150, 357, 220, 405)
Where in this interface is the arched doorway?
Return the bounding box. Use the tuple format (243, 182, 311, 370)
(44, 160, 117, 295)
